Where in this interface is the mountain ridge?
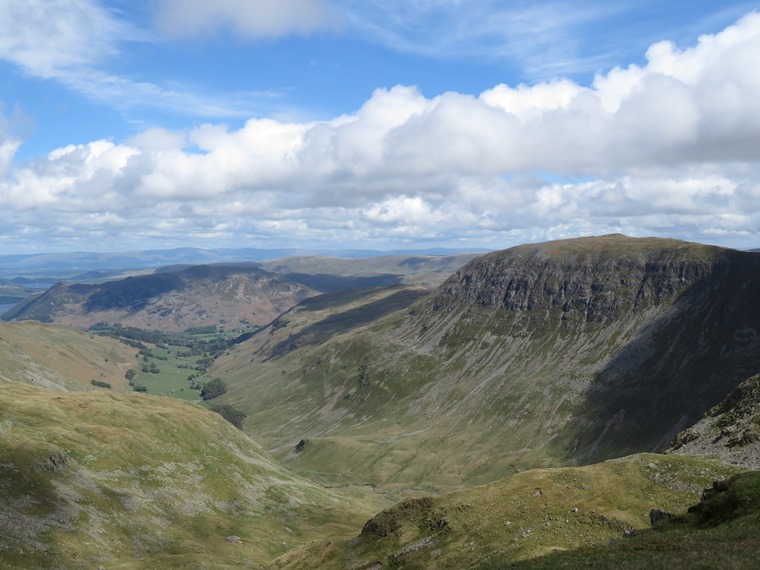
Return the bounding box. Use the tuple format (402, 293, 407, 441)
(214, 234, 760, 492)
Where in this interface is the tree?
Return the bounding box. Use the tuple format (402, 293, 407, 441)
(200, 378, 227, 400)
(211, 404, 246, 429)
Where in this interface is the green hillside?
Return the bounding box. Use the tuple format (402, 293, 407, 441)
(0, 383, 379, 568)
(503, 470, 760, 569)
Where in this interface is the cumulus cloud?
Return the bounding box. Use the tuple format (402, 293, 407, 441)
(154, 0, 337, 40)
(2, 12, 760, 250)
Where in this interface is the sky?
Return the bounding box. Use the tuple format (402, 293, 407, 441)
(1, 1, 760, 254)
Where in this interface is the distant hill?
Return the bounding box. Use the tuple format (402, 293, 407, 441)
(258, 252, 480, 290)
(213, 235, 760, 493)
(3, 264, 317, 331)
(1, 251, 480, 329)
(0, 279, 35, 302)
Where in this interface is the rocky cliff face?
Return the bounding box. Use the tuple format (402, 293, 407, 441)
(432, 234, 721, 325)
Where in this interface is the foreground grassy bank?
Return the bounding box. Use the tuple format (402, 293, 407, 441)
(271, 454, 745, 569)
(0, 383, 378, 568)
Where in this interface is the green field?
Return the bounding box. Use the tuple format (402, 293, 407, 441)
(132, 345, 202, 399)
(89, 324, 250, 404)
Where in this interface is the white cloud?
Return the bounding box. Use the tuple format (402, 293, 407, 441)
(0, 0, 127, 77)
(154, 0, 337, 40)
(2, 12, 760, 251)
(0, 0, 279, 120)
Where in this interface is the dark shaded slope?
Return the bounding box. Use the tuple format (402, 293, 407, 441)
(84, 272, 186, 312)
(575, 250, 760, 460)
(418, 236, 760, 461)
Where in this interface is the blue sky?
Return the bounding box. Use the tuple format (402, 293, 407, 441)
(0, 1, 759, 254)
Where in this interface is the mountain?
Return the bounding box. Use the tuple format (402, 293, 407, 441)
(4, 234, 760, 569)
(0, 321, 137, 391)
(2, 264, 317, 331)
(0, 383, 377, 569)
(667, 373, 760, 469)
(270, 453, 744, 569)
(213, 234, 760, 493)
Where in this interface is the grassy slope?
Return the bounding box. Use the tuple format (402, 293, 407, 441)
(270, 453, 744, 569)
(0, 321, 137, 391)
(0, 383, 379, 569)
(215, 236, 760, 496)
(499, 470, 760, 569)
(213, 285, 456, 497)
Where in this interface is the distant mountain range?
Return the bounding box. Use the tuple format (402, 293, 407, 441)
(0, 246, 487, 280)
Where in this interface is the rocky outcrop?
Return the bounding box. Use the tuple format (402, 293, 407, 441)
(667, 374, 760, 469)
(685, 472, 760, 524)
(411, 235, 760, 461)
(37, 449, 69, 473)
